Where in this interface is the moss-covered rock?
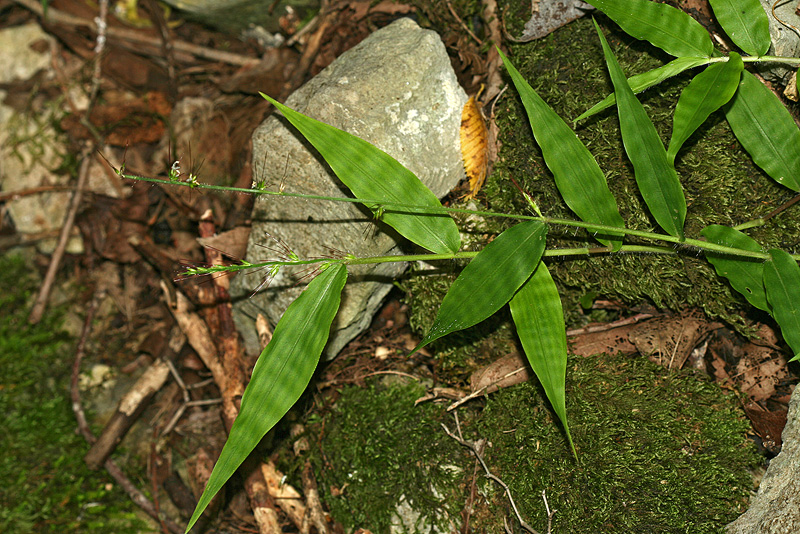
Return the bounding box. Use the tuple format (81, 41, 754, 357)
(306, 353, 759, 533)
(487, 13, 800, 329)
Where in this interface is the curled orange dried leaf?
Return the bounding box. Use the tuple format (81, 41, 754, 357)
(460, 95, 489, 200)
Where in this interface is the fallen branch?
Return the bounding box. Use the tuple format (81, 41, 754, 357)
(84, 358, 170, 470)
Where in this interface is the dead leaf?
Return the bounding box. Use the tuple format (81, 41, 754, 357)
(743, 402, 787, 454)
(197, 226, 251, 261)
(469, 352, 530, 395)
(460, 95, 488, 200)
(628, 314, 721, 369)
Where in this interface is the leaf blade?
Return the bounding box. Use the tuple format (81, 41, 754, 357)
(700, 224, 768, 311)
(576, 57, 710, 122)
(586, 0, 714, 57)
(185, 263, 347, 532)
(595, 20, 687, 239)
(509, 262, 576, 456)
(709, 0, 771, 56)
(416, 220, 547, 350)
(724, 71, 800, 192)
(499, 49, 624, 250)
(668, 53, 743, 163)
(262, 94, 462, 254)
(764, 249, 800, 362)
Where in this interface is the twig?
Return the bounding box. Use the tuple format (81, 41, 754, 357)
(445, 0, 483, 45)
(442, 414, 539, 534)
(0, 184, 75, 201)
(446, 367, 526, 411)
(13, 0, 258, 66)
(541, 490, 556, 534)
(70, 290, 184, 534)
(28, 146, 92, 324)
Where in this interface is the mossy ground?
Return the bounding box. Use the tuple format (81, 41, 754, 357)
(0, 254, 148, 533)
(305, 353, 759, 533)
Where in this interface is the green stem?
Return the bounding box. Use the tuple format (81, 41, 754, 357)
(705, 55, 800, 66)
(118, 171, 796, 262)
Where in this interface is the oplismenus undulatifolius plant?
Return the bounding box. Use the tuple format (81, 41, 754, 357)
(106, 1, 800, 530)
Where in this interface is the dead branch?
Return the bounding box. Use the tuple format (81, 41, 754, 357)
(84, 358, 170, 470)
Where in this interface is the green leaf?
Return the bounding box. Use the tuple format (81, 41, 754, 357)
(414, 220, 547, 351)
(586, 0, 714, 57)
(700, 224, 768, 311)
(509, 262, 576, 457)
(261, 94, 461, 254)
(185, 263, 347, 532)
(595, 19, 687, 239)
(709, 0, 771, 56)
(724, 71, 800, 192)
(499, 49, 624, 250)
(668, 53, 743, 163)
(576, 57, 710, 122)
(764, 249, 800, 362)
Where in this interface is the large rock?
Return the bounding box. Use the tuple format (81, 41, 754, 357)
(232, 17, 466, 359)
(726, 384, 800, 533)
(758, 0, 800, 83)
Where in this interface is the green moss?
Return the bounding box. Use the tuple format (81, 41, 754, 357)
(488, 14, 800, 330)
(306, 354, 758, 534)
(0, 254, 148, 533)
(308, 379, 466, 533)
(471, 352, 760, 533)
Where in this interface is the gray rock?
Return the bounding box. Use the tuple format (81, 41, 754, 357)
(231, 17, 466, 359)
(726, 385, 800, 533)
(758, 0, 800, 83)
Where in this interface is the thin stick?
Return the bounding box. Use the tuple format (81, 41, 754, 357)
(442, 414, 539, 534)
(29, 147, 91, 324)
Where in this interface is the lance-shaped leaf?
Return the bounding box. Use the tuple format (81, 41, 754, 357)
(668, 53, 743, 164)
(586, 0, 714, 57)
(185, 263, 347, 532)
(764, 249, 800, 362)
(724, 72, 800, 192)
(499, 49, 624, 250)
(595, 20, 687, 239)
(509, 262, 576, 456)
(576, 57, 710, 122)
(261, 94, 461, 254)
(701, 224, 768, 311)
(413, 220, 547, 352)
(709, 0, 770, 56)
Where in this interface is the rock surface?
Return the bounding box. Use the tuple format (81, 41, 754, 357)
(726, 384, 800, 533)
(231, 17, 467, 359)
(758, 0, 800, 83)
